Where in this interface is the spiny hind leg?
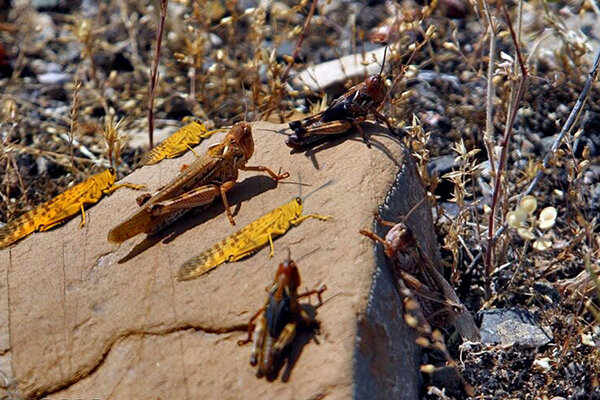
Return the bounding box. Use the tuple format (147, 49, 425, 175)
(238, 308, 266, 346)
(289, 113, 323, 132)
(147, 183, 231, 216)
(272, 322, 297, 355)
(302, 120, 352, 136)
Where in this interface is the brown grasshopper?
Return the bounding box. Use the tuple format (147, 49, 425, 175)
(107, 122, 289, 243)
(286, 47, 397, 149)
(238, 253, 326, 377)
(360, 209, 480, 342)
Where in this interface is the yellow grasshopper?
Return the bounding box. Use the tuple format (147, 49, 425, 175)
(140, 120, 223, 165)
(177, 192, 332, 281)
(108, 122, 289, 244)
(0, 168, 144, 249)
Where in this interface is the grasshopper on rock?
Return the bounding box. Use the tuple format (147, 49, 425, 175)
(108, 122, 289, 243)
(238, 254, 326, 377)
(177, 196, 331, 281)
(286, 48, 397, 149)
(360, 212, 481, 342)
(140, 120, 222, 166)
(0, 168, 144, 249)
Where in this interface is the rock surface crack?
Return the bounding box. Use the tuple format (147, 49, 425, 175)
(31, 322, 247, 400)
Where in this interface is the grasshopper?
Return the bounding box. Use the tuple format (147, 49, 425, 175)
(140, 120, 223, 166)
(177, 196, 331, 281)
(286, 47, 397, 149)
(238, 253, 326, 377)
(360, 209, 480, 342)
(0, 168, 145, 249)
(108, 122, 289, 244)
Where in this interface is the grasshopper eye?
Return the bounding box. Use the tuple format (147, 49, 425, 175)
(108, 167, 115, 174)
(295, 197, 302, 205)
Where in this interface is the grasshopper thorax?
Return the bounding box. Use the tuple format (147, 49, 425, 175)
(384, 222, 417, 257)
(230, 121, 254, 161)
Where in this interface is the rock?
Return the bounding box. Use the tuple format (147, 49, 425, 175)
(294, 46, 387, 92)
(31, 12, 57, 42)
(32, 0, 81, 12)
(479, 308, 553, 348)
(37, 71, 71, 85)
(0, 121, 435, 399)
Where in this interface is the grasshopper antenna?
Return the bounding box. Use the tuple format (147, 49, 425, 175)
(296, 247, 321, 263)
(399, 196, 429, 224)
(303, 179, 335, 201)
(379, 45, 388, 76)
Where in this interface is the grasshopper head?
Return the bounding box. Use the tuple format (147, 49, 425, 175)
(106, 167, 117, 186)
(364, 74, 386, 104)
(293, 197, 303, 217)
(275, 254, 301, 294)
(230, 121, 254, 160)
(384, 222, 416, 256)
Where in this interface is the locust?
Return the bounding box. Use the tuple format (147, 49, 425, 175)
(140, 120, 223, 166)
(360, 208, 480, 342)
(238, 253, 326, 377)
(177, 196, 331, 281)
(107, 122, 289, 244)
(0, 168, 145, 250)
(286, 47, 397, 149)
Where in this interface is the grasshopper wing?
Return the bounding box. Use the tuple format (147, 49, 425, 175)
(108, 154, 221, 243)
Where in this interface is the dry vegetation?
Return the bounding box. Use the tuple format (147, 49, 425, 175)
(1, 0, 600, 398)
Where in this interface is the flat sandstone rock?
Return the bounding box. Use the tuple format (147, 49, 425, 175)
(0, 121, 437, 400)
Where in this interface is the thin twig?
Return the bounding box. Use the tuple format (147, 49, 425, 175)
(280, 0, 319, 83)
(148, 0, 168, 150)
(482, 0, 497, 174)
(483, 4, 529, 298)
(68, 79, 82, 172)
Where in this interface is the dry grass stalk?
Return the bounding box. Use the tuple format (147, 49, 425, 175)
(482, 0, 497, 174)
(148, 0, 168, 150)
(483, 4, 529, 299)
